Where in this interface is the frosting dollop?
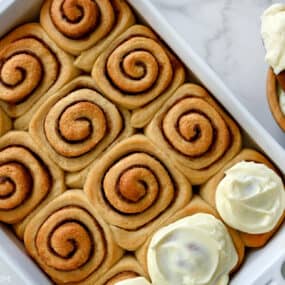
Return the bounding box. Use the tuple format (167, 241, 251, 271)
(216, 161, 285, 234)
(147, 213, 237, 285)
(261, 4, 285, 74)
(115, 277, 151, 285)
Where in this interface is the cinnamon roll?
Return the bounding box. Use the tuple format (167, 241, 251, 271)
(84, 135, 192, 250)
(30, 76, 133, 175)
(200, 149, 285, 247)
(24, 190, 124, 284)
(0, 131, 64, 238)
(0, 23, 79, 130)
(145, 83, 242, 185)
(41, 0, 135, 64)
(97, 256, 148, 285)
(92, 25, 185, 128)
(136, 196, 245, 277)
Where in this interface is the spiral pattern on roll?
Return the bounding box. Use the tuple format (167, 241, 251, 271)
(0, 146, 51, 223)
(50, 0, 103, 39)
(103, 152, 174, 225)
(162, 96, 230, 168)
(86, 146, 178, 234)
(0, 38, 58, 104)
(44, 96, 107, 158)
(106, 37, 172, 96)
(35, 206, 105, 281)
(91, 24, 188, 117)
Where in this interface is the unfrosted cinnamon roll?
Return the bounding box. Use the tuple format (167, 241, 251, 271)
(24, 190, 123, 284)
(200, 149, 285, 247)
(30, 76, 133, 177)
(0, 131, 64, 238)
(84, 135, 192, 250)
(41, 0, 135, 69)
(92, 25, 185, 128)
(145, 83, 242, 185)
(0, 23, 79, 130)
(97, 256, 148, 285)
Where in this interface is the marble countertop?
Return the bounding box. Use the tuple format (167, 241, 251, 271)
(152, 0, 285, 148)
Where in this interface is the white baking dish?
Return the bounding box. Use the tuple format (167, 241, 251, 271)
(0, 0, 284, 284)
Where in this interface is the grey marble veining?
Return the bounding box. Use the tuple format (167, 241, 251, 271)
(152, 0, 285, 148)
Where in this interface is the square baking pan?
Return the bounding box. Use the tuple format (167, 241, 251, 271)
(0, 0, 284, 284)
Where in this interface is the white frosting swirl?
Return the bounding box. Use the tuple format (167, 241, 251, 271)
(115, 277, 151, 285)
(147, 213, 237, 285)
(216, 161, 285, 234)
(261, 4, 285, 74)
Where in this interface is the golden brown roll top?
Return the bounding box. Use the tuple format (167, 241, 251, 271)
(145, 83, 242, 185)
(0, 131, 64, 229)
(41, 0, 135, 69)
(92, 25, 185, 128)
(30, 76, 133, 173)
(84, 135, 192, 251)
(0, 23, 79, 130)
(24, 190, 123, 284)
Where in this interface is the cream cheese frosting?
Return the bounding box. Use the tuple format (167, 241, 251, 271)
(216, 161, 285, 234)
(261, 4, 285, 74)
(115, 277, 151, 285)
(147, 213, 238, 285)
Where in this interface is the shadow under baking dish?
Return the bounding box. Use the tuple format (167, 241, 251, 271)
(0, 0, 285, 284)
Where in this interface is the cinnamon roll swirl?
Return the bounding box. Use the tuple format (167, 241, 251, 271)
(30, 76, 133, 175)
(41, 0, 135, 63)
(84, 135, 192, 250)
(97, 256, 148, 285)
(0, 131, 64, 238)
(0, 23, 78, 130)
(145, 83, 242, 185)
(92, 25, 185, 128)
(200, 149, 285, 248)
(24, 190, 123, 284)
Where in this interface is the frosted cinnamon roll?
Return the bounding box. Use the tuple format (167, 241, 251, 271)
(0, 131, 64, 237)
(92, 25, 185, 128)
(30, 76, 133, 175)
(146, 213, 238, 285)
(0, 23, 78, 130)
(97, 256, 148, 285)
(0, 107, 11, 136)
(200, 149, 285, 247)
(41, 0, 135, 63)
(24, 190, 123, 284)
(145, 83, 241, 185)
(84, 135, 192, 250)
(136, 196, 245, 277)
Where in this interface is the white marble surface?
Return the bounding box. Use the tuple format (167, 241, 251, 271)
(152, 0, 285, 148)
